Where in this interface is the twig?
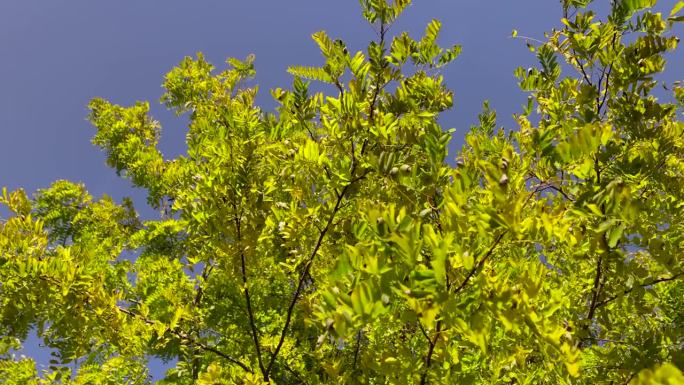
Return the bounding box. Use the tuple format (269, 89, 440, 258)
(334, 79, 345, 97)
(575, 56, 593, 87)
(596, 272, 684, 308)
(234, 209, 266, 377)
(39, 273, 254, 374)
(419, 321, 442, 385)
(281, 360, 308, 385)
(585, 253, 604, 326)
(598, 32, 619, 115)
(193, 262, 213, 306)
(368, 22, 387, 125)
(265, 174, 358, 379)
(116, 305, 254, 373)
(621, 372, 637, 385)
(452, 232, 507, 295)
(352, 329, 363, 372)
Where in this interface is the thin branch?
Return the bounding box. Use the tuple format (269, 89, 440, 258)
(352, 329, 363, 372)
(598, 32, 619, 115)
(39, 265, 255, 374)
(193, 262, 214, 307)
(511, 35, 546, 45)
(231, 200, 267, 378)
(368, 22, 387, 125)
(360, 138, 369, 156)
(596, 272, 684, 308)
(563, 12, 594, 89)
(452, 232, 507, 295)
(116, 305, 254, 373)
(323, 165, 333, 181)
(585, 253, 604, 325)
(621, 372, 637, 385)
(526, 173, 575, 203)
(417, 322, 430, 343)
(598, 64, 613, 115)
(596, 61, 608, 114)
(350, 169, 371, 184)
(575, 56, 593, 87)
(584, 141, 608, 328)
(334, 79, 345, 97)
(190, 261, 212, 379)
(281, 360, 309, 385)
(241, 253, 266, 376)
(184, 338, 254, 374)
(350, 140, 357, 176)
(548, 184, 574, 201)
(419, 321, 442, 385)
(265, 178, 356, 378)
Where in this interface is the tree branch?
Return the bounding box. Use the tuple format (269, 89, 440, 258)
(419, 321, 442, 385)
(265, 178, 356, 379)
(190, 261, 213, 379)
(39, 273, 255, 374)
(575, 57, 593, 87)
(452, 232, 506, 295)
(233, 209, 267, 378)
(352, 329, 363, 372)
(334, 78, 345, 97)
(598, 32, 619, 115)
(193, 262, 213, 307)
(585, 253, 604, 326)
(368, 21, 387, 125)
(280, 360, 309, 385)
(116, 305, 254, 374)
(596, 272, 684, 309)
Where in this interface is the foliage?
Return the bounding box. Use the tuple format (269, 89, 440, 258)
(1, 0, 683, 384)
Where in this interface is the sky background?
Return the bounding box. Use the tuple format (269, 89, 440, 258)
(1, 0, 682, 381)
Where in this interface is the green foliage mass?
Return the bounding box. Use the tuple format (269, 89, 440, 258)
(2, 1, 684, 384)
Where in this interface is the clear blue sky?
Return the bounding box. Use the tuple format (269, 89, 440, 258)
(1, 0, 681, 381)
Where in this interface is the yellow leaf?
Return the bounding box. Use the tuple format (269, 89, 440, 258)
(565, 360, 580, 377)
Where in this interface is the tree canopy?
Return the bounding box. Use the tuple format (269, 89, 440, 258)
(2, 0, 684, 384)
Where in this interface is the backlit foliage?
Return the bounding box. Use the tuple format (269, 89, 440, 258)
(1, 0, 683, 383)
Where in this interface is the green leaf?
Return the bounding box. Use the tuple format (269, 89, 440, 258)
(671, 2, 684, 17)
(287, 66, 334, 83)
(607, 223, 624, 248)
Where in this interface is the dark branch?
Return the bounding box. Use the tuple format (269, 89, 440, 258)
(598, 32, 619, 115)
(190, 261, 213, 379)
(116, 305, 254, 373)
(334, 79, 345, 97)
(352, 329, 363, 372)
(368, 21, 387, 125)
(452, 232, 506, 295)
(193, 262, 214, 307)
(236, 216, 267, 377)
(419, 321, 442, 385)
(42, 236, 254, 377)
(574, 54, 593, 87)
(281, 360, 309, 385)
(596, 272, 684, 309)
(585, 253, 604, 326)
(265, 178, 356, 378)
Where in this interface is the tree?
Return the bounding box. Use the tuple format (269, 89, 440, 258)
(1, 0, 683, 383)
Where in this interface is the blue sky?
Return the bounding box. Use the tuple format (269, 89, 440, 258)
(1, 1, 679, 205)
(0, 1, 564, 205)
(1, 0, 681, 381)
